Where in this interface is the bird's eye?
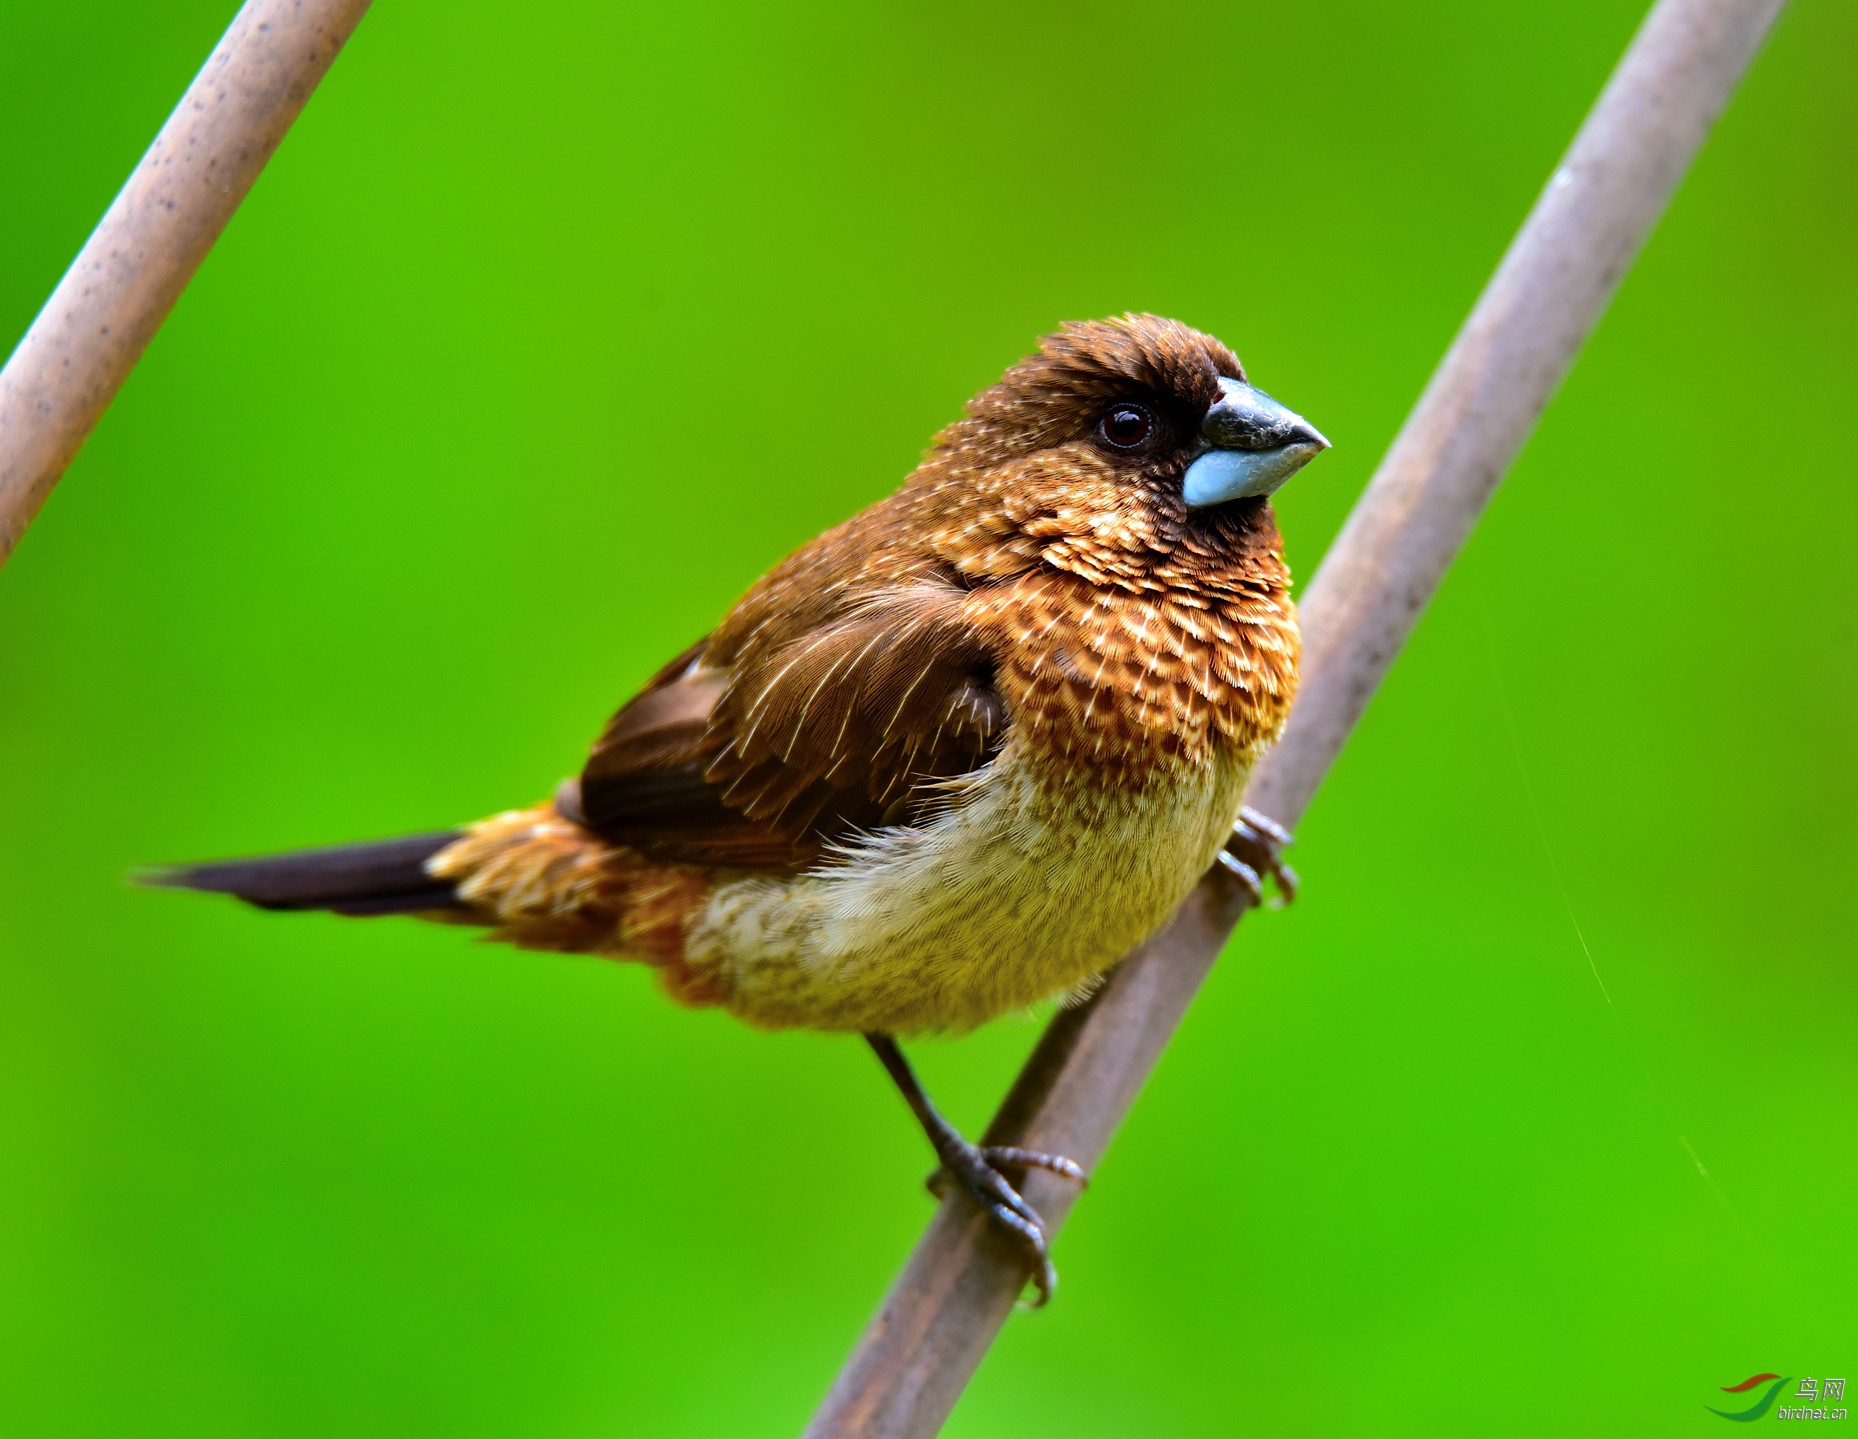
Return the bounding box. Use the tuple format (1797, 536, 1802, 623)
(1100, 404, 1153, 450)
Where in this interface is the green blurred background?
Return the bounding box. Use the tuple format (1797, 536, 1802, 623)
(2, 0, 1852, 1432)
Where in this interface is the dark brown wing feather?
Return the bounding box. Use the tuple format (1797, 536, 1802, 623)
(580, 585, 1005, 872)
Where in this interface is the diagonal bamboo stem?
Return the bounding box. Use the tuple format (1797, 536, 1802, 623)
(804, 0, 1787, 1433)
(0, 0, 372, 569)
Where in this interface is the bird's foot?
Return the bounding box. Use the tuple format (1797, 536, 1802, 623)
(1218, 805, 1298, 907)
(925, 1140, 1086, 1306)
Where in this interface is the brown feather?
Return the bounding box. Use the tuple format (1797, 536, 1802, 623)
(579, 582, 1005, 869)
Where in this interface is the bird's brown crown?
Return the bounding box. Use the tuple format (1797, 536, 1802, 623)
(947, 313, 1243, 464)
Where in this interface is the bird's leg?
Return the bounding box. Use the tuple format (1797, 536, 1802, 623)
(864, 1032, 1085, 1306)
(1218, 804, 1299, 907)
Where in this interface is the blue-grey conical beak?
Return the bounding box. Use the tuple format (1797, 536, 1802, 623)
(1182, 376, 1330, 510)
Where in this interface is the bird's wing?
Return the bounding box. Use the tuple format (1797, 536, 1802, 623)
(578, 585, 1005, 871)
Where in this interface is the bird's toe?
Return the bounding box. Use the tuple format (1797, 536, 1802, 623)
(1221, 806, 1298, 906)
(979, 1146, 1088, 1186)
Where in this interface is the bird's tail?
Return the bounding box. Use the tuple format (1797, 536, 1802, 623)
(139, 831, 466, 916)
(143, 807, 726, 1006)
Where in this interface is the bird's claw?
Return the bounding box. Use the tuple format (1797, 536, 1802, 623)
(925, 1141, 1086, 1306)
(1218, 805, 1298, 907)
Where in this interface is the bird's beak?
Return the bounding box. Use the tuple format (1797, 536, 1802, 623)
(1182, 376, 1330, 509)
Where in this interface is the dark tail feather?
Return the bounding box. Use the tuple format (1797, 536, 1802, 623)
(140, 831, 466, 916)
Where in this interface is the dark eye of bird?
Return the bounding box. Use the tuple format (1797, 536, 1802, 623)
(1100, 404, 1152, 450)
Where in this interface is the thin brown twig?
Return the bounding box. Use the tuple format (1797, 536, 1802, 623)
(804, 0, 1787, 1433)
(0, 0, 373, 569)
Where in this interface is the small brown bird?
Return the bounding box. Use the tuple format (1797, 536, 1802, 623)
(149, 314, 1326, 1300)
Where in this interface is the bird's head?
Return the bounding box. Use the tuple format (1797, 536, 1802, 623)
(910, 313, 1328, 587)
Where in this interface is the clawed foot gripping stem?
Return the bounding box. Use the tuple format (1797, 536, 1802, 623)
(865, 1033, 1085, 1306)
(1218, 805, 1298, 907)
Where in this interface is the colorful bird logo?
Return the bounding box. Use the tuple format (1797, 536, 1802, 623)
(1707, 1374, 1790, 1422)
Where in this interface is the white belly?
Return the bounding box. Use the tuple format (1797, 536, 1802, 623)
(683, 739, 1251, 1033)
